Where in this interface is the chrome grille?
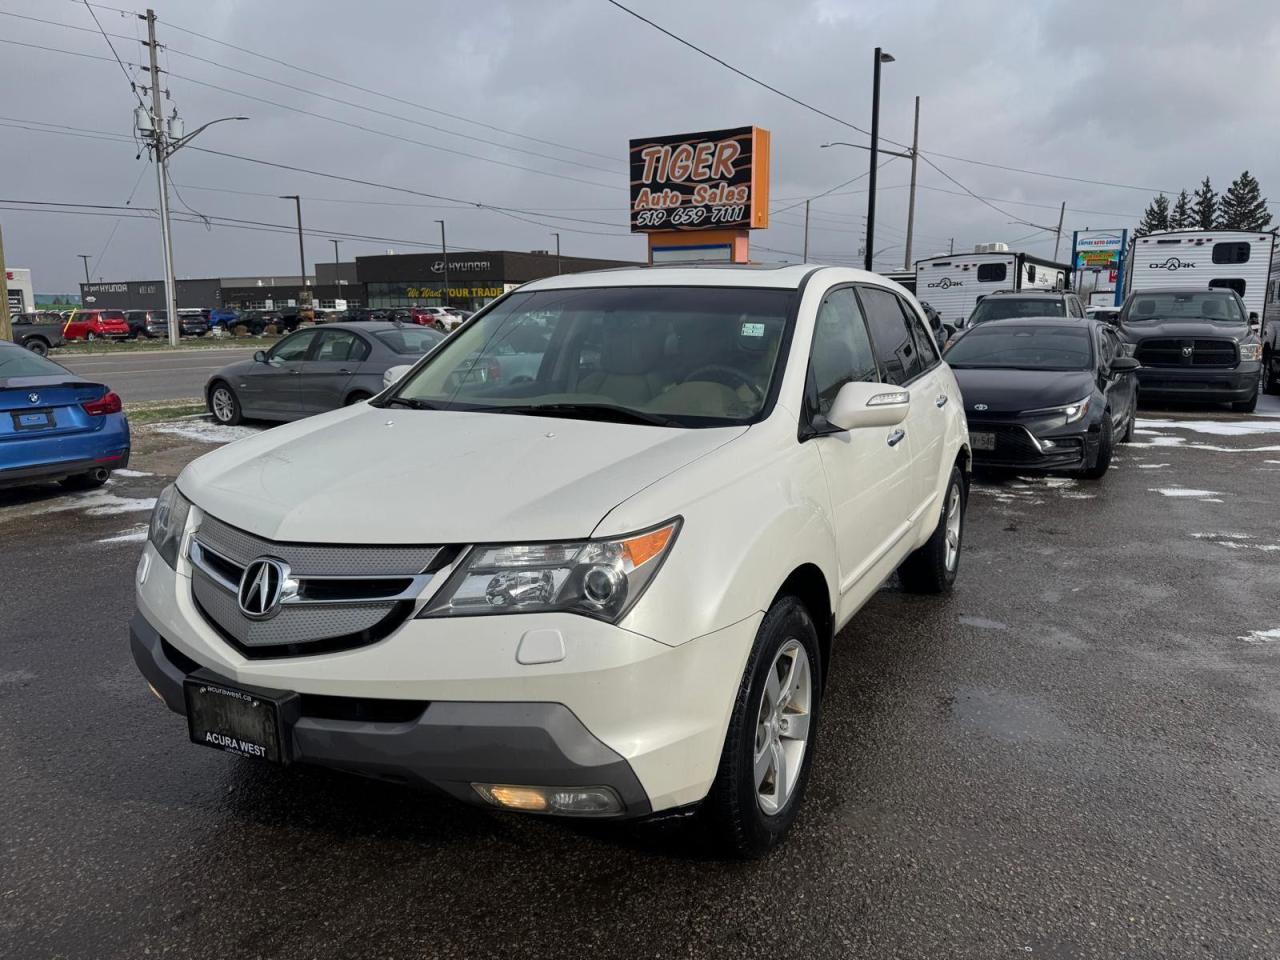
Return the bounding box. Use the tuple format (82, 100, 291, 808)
(1134, 337, 1237, 369)
(188, 514, 441, 657)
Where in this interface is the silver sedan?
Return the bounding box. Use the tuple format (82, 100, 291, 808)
(205, 322, 444, 425)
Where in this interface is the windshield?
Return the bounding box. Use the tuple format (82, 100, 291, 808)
(376, 327, 445, 355)
(945, 325, 1092, 371)
(390, 285, 795, 426)
(1124, 292, 1247, 324)
(969, 298, 1066, 324)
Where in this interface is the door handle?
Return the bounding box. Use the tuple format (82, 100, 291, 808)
(935, 394, 949, 408)
(337, 368, 352, 374)
(887, 428, 906, 447)
(289, 369, 302, 375)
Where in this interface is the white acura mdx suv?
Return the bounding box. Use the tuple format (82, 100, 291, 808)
(132, 264, 970, 857)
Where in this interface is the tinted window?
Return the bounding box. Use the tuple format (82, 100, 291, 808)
(270, 329, 318, 362)
(900, 297, 939, 368)
(977, 263, 1007, 283)
(858, 285, 922, 385)
(376, 327, 445, 355)
(969, 297, 1066, 323)
(1208, 278, 1246, 298)
(1212, 242, 1250, 265)
(944, 325, 1093, 371)
(314, 329, 368, 362)
(808, 287, 879, 415)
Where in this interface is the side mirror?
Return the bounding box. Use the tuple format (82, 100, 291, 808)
(1110, 356, 1140, 372)
(825, 381, 911, 432)
(253, 350, 268, 363)
(383, 364, 413, 389)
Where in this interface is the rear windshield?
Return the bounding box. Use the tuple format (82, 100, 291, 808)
(945, 325, 1092, 371)
(1124, 292, 1246, 324)
(0, 345, 67, 379)
(969, 298, 1066, 324)
(376, 328, 445, 355)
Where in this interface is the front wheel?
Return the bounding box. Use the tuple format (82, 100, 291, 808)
(899, 464, 966, 593)
(1081, 415, 1114, 480)
(208, 382, 243, 425)
(703, 597, 821, 859)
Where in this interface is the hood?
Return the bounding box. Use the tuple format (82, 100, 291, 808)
(179, 405, 746, 544)
(952, 368, 1094, 415)
(1122, 319, 1248, 341)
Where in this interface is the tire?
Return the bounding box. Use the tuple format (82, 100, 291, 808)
(86, 332, 96, 342)
(1264, 350, 1280, 396)
(899, 464, 966, 594)
(1119, 408, 1135, 443)
(344, 391, 372, 406)
(25, 338, 49, 356)
(703, 596, 822, 859)
(1081, 414, 1114, 480)
(61, 467, 111, 491)
(208, 381, 243, 425)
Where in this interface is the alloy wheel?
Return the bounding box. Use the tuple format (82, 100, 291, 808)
(211, 387, 234, 423)
(753, 639, 812, 816)
(944, 483, 962, 571)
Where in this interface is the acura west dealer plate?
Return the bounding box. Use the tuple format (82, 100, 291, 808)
(970, 431, 996, 451)
(184, 669, 298, 764)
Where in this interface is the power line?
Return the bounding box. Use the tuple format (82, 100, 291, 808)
(77, 0, 144, 109)
(917, 153, 1050, 230)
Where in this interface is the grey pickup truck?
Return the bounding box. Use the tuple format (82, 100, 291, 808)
(6, 312, 66, 355)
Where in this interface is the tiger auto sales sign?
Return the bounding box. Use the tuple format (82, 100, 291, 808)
(629, 126, 770, 233)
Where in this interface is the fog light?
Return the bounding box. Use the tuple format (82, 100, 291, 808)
(472, 783, 623, 816)
(1041, 439, 1056, 449)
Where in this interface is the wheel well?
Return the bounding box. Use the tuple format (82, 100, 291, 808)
(773, 564, 833, 682)
(954, 445, 971, 479)
(345, 389, 373, 405)
(206, 378, 229, 403)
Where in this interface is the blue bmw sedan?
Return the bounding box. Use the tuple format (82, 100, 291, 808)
(0, 341, 130, 490)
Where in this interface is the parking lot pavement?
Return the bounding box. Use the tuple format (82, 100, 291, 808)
(57, 347, 257, 404)
(2, 401, 1279, 959)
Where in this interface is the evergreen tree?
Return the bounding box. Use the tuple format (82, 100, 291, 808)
(1218, 170, 1272, 230)
(1169, 189, 1193, 229)
(1192, 176, 1218, 229)
(1136, 193, 1171, 237)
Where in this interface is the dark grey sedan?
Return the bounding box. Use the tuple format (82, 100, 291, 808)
(205, 322, 444, 425)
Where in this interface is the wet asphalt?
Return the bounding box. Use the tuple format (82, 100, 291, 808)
(2, 399, 1279, 959)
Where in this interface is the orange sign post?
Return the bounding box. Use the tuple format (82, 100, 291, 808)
(629, 126, 770, 264)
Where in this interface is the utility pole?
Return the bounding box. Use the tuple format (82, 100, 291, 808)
(77, 254, 92, 284)
(0, 222, 11, 341)
(144, 9, 179, 346)
(949, 238, 955, 255)
(552, 232, 562, 274)
(435, 220, 450, 307)
(803, 200, 811, 262)
(1053, 201, 1066, 261)
(903, 96, 920, 271)
(330, 239, 341, 288)
(279, 195, 306, 299)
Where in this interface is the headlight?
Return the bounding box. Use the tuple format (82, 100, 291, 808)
(420, 519, 680, 623)
(1062, 397, 1091, 424)
(148, 484, 192, 569)
(1024, 396, 1091, 428)
(1239, 343, 1262, 361)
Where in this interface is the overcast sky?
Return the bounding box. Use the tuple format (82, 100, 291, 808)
(4, 0, 1280, 293)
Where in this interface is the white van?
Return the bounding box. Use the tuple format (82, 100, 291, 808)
(1127, 229, 1275, 324)
(915, 246, 1070, 327)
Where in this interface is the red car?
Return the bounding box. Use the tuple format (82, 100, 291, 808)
(64, 310, 130, 341)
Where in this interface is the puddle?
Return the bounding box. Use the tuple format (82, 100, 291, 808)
(947, 687, 1069, 743)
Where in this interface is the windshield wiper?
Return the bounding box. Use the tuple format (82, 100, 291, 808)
(378, 396, 438, 410)
(485, 402, 682, 427)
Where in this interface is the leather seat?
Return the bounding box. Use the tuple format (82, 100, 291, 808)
(578, 321, 668, 405)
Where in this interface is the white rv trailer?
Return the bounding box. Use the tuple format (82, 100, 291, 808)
(1127, 229, 1275, 322)
(914, 244, 1070, 326)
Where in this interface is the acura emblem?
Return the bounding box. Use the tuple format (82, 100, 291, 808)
(237, 557, 293, 620)
(973, 403, 988, 411)
(28, 393, 40, 404)
(1181, 345, 1194, 358)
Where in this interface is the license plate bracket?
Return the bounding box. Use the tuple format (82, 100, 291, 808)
(971, 430, 996, 451)
(12, 409, 54, 431)
(184, 668, 299, 765)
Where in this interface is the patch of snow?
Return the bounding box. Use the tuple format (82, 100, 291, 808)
(1059, 492, 1098, 499)
(1149, 488, 1219, 498)
(113, 468, 153, 478)
(97, 525, 148, 544)
(1137, 463, 1170, 469)
(1239, 627, 1280, 644)
(32, 489, 157, 517)
(149, 420, 261, 444)
(1199, 498, 1224, 504)
(1136, 417, 1280, 437)
(1191, 532, 1255, 540)
(0, 669, 36, 684)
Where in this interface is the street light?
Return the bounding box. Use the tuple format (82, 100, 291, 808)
(279, 195, 307, 302)
(865, 47, 894, 272)
(435, 220, 449, 308)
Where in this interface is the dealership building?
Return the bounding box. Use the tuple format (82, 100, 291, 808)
(79, 249, 635, 313)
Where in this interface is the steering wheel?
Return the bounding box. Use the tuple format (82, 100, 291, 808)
(680, 364, 764, 403)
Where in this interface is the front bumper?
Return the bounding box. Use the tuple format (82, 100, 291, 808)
(967, 420, 1090, 471)
(132, 543, 760, 816)
(1135, 362, 1260, 402)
